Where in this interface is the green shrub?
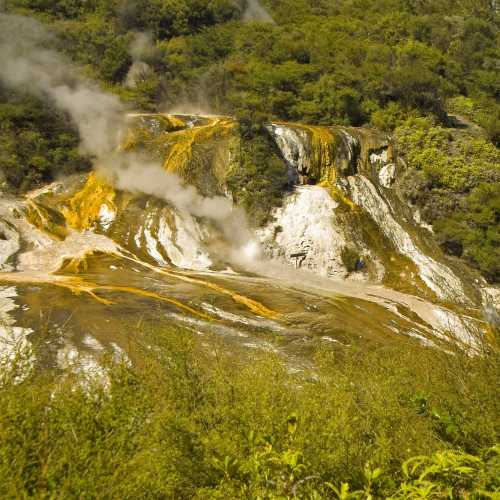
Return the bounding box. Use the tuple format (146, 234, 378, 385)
(7, 0, 498, 126)
(396, 118, 500, 281)
(0, 322, 498, 498)
(227, 128, 289, 226)
(0, 85, 90, 192)
(448, 96, 500, 146)
(370, 102, 410, 132)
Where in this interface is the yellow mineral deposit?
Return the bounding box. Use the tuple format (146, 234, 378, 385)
(0, 114, 279, 324)
(0, 112, 490, 355)
(122, 114, 237, 182)
(274, 121, 336, 182)
(318, 180, 358, 212)
(62, 172, 117, 231)
(0, 266, 214, 320)
(161, 117, 236, 176)
(119, 252, 282, 321)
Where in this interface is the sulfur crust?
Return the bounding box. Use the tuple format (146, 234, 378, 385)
(62, 173, 117, 231)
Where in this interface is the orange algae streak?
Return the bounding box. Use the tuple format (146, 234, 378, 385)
(161, 117, 236, 175)
(89, 284, 214, 320)
(164, 271, 281, 320)
(275, 121, 336, 181)
(62, 173, 116, 231)
(120, 253, 281, 320)
(59, 271, 213, 319)
(61, 278, 115, 306)
(164, 115, 188, 130)
(0, 272, 212, 319)
(122, 114, 188, 151)
(189, 280, 281, 320)
(58, 256, 92, 274)
(307, 125, 335, 180)
(123, 114, 236, 172)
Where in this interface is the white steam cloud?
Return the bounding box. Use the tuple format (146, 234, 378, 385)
(243, 0, 274, 22)
(0, 14, 125, 159)
(99, 156, 259, 265)
(0, 13, 261, 265)
(124, 32, 154, 88)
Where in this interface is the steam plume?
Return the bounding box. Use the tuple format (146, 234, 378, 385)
(0, 14, 125, 158)
(0, 13, 260, 265)
(99, 156, 258, 264)
(124, 32, 154, 88)
(243, 0, 274, 22)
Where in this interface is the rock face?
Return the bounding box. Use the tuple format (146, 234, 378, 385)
(347, 175, 469, 304)
(265, 121, 482, 306)
(21, 115, 473, 304)
(132, 203, 212, 271)
(0, 220, 20, 271)
(0, 113, 496, 370)
(124, 113, 237, 197)
(378, 163, 396, 188)
(267, 122, 391, 184)
(259, 186, 349, 278)
(0, 115, 482, 308)
(0, 114, 495, 308)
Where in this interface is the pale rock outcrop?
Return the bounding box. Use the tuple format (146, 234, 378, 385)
(378, 163, 396, 188)
(259, 186, 350, 278)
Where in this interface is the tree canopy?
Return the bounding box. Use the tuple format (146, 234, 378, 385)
(1, 0, 499, 281)
(5, 0, 499, 131)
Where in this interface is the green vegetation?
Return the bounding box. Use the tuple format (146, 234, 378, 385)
(0, 84, 90, 192)
(4, 0, 499, 125)
(447, 96, 500, 147)
(396, 117, 500, 281)
(228, 131, 290, 226)
(1, 324, 498, 498)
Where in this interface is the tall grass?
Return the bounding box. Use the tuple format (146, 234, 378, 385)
(0, 325, 498, 498)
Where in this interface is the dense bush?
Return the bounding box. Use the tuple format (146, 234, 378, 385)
(448, 96, 500, 146)
(395, 118, 500, 281)
(5, 0, 499, 126)
(0, 85, 90, 192)
(0, 324, 498, 498)
(227, 128, 290, 226)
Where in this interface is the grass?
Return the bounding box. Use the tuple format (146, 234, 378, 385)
(0, 323, 498, 498)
